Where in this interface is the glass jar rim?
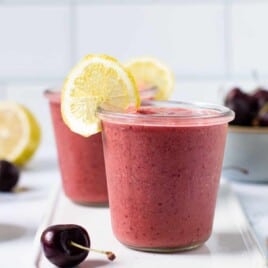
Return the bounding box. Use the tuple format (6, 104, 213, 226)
(97, 100, 234, 127)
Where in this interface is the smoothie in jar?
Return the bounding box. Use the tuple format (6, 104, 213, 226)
(45, 90, 108, 205)
(99, 100, 234, 251)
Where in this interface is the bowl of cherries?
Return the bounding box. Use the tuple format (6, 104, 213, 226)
(223, 87, 268, 182)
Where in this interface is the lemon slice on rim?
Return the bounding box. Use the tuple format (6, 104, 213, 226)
(61, 54, 140, 137)
(126, 57, 175, 100)
(0, 102, 41, 166)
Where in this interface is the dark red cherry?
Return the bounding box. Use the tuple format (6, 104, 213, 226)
(0, 160, 20, 192)
(41, 224, 115, 267)
(41, 224, 90, 267)
(251, 87, 268, 110)
(224, 87, 258, 126)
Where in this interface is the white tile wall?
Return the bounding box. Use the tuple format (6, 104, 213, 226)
(0, 6, 71, 80)
(172, 80, 225, 104)
(231, 2, 268, 79)
(76, 4, 225, 77)
(0, 1, 268, 143)
(0, 2, 267, 83)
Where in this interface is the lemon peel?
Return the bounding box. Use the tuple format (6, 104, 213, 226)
(61, 54, 140, 137)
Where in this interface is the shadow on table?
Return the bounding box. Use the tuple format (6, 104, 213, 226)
(177, 230, 249, 257)
(0, 223, 26, 242)
(79, 259, 110, 268)
(22, 157, 58, 172)
(205, 230, 252, 254)
(183, 244, 211, 256)
(75, 231, 256, 267)
(0, 185, 51, 203)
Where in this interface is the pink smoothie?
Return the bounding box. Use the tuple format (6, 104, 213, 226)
(99, 102, 234, 251)
(45, 91, 108, 205)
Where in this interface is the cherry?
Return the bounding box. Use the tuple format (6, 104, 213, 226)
(0, 160, 20, 192)
(41, 224, 115, 267)
(251, 87, 268, 110)
(224, 87, 258, 126)
(224, 86, 268, 126)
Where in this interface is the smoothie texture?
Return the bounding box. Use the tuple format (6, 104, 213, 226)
(46, 91, 108, 205)
(99, 102, 233, 251)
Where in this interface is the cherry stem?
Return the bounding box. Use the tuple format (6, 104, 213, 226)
(69, 241, 116, 261)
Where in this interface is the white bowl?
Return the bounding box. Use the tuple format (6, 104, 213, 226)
(222, 126, 268, 182)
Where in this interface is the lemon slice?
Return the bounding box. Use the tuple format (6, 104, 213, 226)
(0, 102, 41, 166)
(126, 57, 175, 100)
(61, 54, 140, 137)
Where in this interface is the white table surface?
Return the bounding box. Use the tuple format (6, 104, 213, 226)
(35, 179, 265, 268)
(0, 145, 268, 268)
(230, 180, 268, 260)
(0, 145, 59, 268)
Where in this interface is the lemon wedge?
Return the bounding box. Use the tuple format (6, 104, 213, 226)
(126, 57, 175, 100)
(61, 54, 140, 137)
(0, 102, 41, 166)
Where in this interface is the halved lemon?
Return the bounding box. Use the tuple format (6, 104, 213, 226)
(61, 54, 140, 137)
(0, 102, 41, 166)
(125, 57, 175, 100)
